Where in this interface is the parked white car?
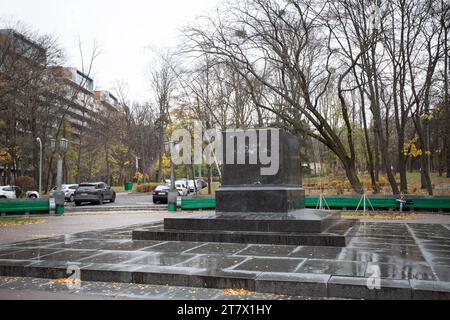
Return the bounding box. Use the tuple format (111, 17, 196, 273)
(187, 179, 208, 193)
(175, 182, 189, 197)
(26, 191, 40, 199)
(50, 184, 79, 202)
(0, 186, 17, 199)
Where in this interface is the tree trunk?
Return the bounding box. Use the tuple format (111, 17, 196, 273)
(445, 14, 450, 178)
(398, 154, 408, 193)
(343, 160, 364, 195)
(373, 129, 380, 181)
(105, 145, 111, 186)
(359, 87, 378, 193)
(208, 164, 212, 195)
(421, 154, 433, 195)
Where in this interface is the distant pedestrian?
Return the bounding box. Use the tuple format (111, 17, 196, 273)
(396, 192, 407, 212)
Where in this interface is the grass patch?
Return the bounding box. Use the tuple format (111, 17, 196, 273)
(341, 212, 418, 220)
(199, 182, 221, 196)
(304, 171, 450, 196)
(0, 217, 46, 227)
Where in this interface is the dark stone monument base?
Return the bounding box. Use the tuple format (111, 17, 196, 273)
(132, 210, 355, 247)
(165, 210, 339, 234)
(216, 187, 305, 214)
(132, 229, 350, 247)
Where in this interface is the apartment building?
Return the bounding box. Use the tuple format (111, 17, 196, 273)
(0, 29, 48, 183)
(50, 66, 97, 138)
(0, 28, 123, 184)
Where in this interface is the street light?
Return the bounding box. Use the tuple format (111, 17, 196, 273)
(164, 140, 177, 212)
(50, 138, 69, 215)
(164, 140, 176, 191)
(60, 138, 69, 153)
(36, 138, 42, 197)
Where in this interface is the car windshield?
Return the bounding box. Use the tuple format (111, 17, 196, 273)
(156, 186, 169, 192)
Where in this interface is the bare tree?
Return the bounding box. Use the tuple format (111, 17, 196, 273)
(184, 0, 365, 193)
(149, 52, 177, 182)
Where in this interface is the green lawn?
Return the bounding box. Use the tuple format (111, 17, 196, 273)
(304, 171, 450, 196)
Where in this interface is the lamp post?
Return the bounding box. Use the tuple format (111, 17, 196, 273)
(51, 138, 69, 215)
(165, 140, 177, 212)
(36, 138, 42, 197)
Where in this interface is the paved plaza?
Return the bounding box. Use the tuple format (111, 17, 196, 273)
(0, 216, 450, 300)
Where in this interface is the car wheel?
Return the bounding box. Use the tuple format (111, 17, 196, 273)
(98, 195, 104, 205)
(69, 195, 75, 203)
(110, 194, 116, 203)
(75, 201, 82, 207)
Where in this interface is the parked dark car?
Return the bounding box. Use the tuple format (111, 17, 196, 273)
(153, 185, 170, 204)
(74, 182, 116, 206)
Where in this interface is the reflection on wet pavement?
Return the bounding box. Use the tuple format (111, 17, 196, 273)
(0, 221, 449, 284)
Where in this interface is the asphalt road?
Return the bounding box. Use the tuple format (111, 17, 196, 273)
(0, 210, 202, 245)
(66, 192, 157, 208)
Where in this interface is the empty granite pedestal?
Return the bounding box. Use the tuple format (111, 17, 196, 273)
(133, 129, 354, 247)
(132, 210, 355, 247)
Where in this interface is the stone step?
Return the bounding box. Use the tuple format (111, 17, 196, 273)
(165, 211, 342, 234)
(1, 261, 448, 300)
(132, 228, 350, 247)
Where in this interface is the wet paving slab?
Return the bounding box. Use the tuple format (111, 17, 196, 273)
(296, 259, 367, 277)
(0, 248, 62, 260)
(179, 255, 246, 270)
(339, 248, 426, 264)
(79, 251, 149, 264)
(185, 243, 249, 255)
(233, 258, 305, 273)
(0, 221, 449, 300)
(370, 262, 436, 281)
(37, 250, 101, 262)
(289, 246, 344, 259)
(129, 253, 198, 267)
(143, 242, 204, 253)
(236, 245, 298, 257)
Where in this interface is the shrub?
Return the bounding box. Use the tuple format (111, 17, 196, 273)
(15, 176, 36, 193)
(378, 176, 389, 187)
(135, 183, 160, 193)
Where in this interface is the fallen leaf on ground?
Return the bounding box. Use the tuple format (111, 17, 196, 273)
(223, 289, 255, 296)
(0, 218, 46, 227)
(341, 213, 418, 220)
(50, 278, 81, 285)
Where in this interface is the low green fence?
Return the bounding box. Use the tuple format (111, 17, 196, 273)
(0, 199, 51, 214)
(306, 196, 450, 210)
(181, 198, 216, 210)
(181, 196, 450, 211)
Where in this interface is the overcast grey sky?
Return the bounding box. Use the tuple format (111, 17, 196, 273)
(0, 0, 219, 102)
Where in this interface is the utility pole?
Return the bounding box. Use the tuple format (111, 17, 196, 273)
(51, 138, 69, 215)
(166, 140, 177, 212)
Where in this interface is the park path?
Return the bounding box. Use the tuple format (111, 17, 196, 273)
(1, 211, 449, 246)
(0, 211, 201, 245)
